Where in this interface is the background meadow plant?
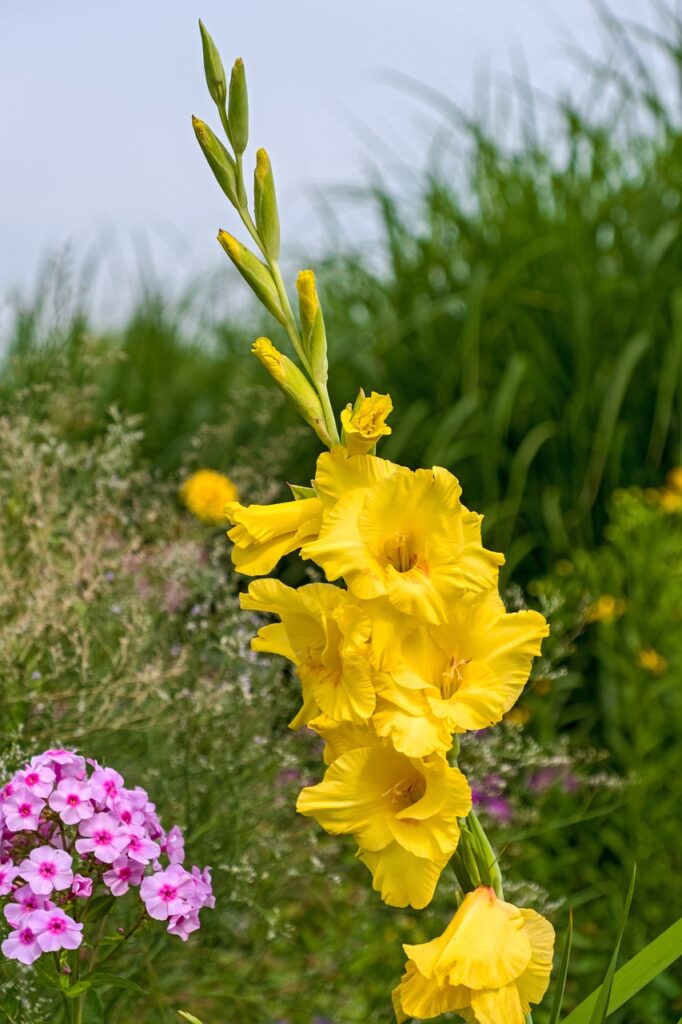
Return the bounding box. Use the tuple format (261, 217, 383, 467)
(1, 3, 681, 1022)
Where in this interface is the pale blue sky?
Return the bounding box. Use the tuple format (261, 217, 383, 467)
(0, 0, 661, 320)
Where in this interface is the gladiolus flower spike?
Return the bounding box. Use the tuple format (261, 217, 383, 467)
(194, 24, 554, 1024)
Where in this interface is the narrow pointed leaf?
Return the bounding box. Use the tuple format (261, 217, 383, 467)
(586, 865, 636, 1024)
(549, 909, 573, 1024)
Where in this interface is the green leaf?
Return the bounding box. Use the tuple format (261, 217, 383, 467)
(178, 1013, 205, 1024)
(87, 971, 148, 995)
(549, 909, 573, 1024)
(63, 980, 92, 998)
(586, 864, 636, 1024)
(563, 913, 682, 1023)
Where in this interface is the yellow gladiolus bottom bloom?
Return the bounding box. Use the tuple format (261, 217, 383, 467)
(393, 886, 555, 1024)
(180, 469, 239, 525)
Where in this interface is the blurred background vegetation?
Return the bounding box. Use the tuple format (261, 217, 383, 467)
(1, 5, 681, 1023)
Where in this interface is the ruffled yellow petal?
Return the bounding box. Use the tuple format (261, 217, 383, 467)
(296, 747, 400, 839)
(516, 909, 555, 1006)
(405, 887, 531, 989)
(393, 961, 471, 1021)
(227, 496, 322, 575)
(251, 622, 296, 661)
(358, 843, 448, 910)
(307, 716, 381, 764)
(471, 982, 527, 1024)
(373, 696, 453, 757)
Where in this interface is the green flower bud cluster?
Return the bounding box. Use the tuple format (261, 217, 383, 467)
(192, 22, 338, 447)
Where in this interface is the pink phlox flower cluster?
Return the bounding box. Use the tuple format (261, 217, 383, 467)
(0, 749, 214, 965)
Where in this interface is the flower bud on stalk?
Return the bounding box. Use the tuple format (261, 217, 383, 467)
(217, 231, 286, 325)
(254, 149, 280, 261)
(296, 269, 328, 388)
(192, 117, 239, 208)
(252, 337, 334, 448)
(228, 58, 249, 155)
(198, 21, 227, 108)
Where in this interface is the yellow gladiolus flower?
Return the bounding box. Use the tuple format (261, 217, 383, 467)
(226, 496, 322, 575)
(636, 647, 668, 675)
(296, 740, 471, 909)
(341, 390, 393, 455)
(301, 447, 503, 624)
(393, 886, 555, 1023)
(180, 469, 239, 525)
(240, 578, 377, 725)
(368, 591, 548, 757)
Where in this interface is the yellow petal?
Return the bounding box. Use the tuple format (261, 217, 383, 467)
(516, 909, 555, 1006)
(296, 747, 400, 838)
(358, 843, 447, 909)
(307, 715, 381, 764)
(251, 622, 296, 662)
(471, 983, 527, 1024)
(392, 961, 471, 1020)
(308, 654, 376, 723)
(373, 698, 453, 757)
(405, 887, 531, 989)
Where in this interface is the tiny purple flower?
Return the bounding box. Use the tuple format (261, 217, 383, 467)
(140, 865, 194, 921)
(3, 788, 45, 832)
(1, 925, 43, 965)
(48, 779, 94, 825)
(19, 846, 74, 895)
(31, 908, 83, 953)
(71, 874, 93, 899)
(0, 859, 20, 896)
(76, 813, 128, 864)
(103, 857, 144, 897)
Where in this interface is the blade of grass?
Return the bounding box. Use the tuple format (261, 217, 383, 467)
(562, 915, 682, 1024)
(585, 864, 636, 1024)
(549, 910, 573, 1024)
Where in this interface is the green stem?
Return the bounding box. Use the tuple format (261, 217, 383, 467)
(468, 808, 504, 899)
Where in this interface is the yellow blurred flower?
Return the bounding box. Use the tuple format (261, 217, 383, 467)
(241, 578, 377, 726)
(666, 467, 682, 493)
(341, 390, 393, 455)
(636, 647, 668, 675)
(585, 594, 626, 624)
(180, 469, 239, 525)
(393, 886, 554, 1023)
(302, 447, 503, 624)
(226, 496, 322, 575)
(504, 706, 532, 727)
(297, 734, 471, 909)
(370, 591, 548, 756)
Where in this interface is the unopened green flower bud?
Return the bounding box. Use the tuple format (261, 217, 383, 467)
(288, 483, 317, 500)
(254, 149, 280, 261)
(296, 269, 328, 387)
(192, 116, 238, 207)
(228, 58, 249, 155)
(251, 337, 333, 447)
(198, 21, 227, 109)
(217, 231, 286, 325)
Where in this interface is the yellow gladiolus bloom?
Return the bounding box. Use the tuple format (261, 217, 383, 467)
(226, 496, 322, 575)
(296, 741, 471, 909)
(341, 390, 393, 455)
(180, 469, 239, 525)
(240, 578, 376, 725)
(393, 886, 555, 1023)
(301, 447, 503, 624)
(372, 592, 549, 756)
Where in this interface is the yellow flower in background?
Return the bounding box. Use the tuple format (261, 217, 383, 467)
(226, 496, 322, 575)
(241, 578, 377, 725)
(296, 740, 471, 909)
(636, 647, 668, 675)
(341, 390, 393, 455)
(371, 591, 548, 756)
(302, 447, 503, 624)
(180, 468, 239, 525)
(585, 594, 626, 624)
(666, 466, 682, 493)
(393, 886, 555, 1023)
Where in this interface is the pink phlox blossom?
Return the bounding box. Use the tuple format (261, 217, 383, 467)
(102, 857, 144, 897)
(3, 788, 45, 832)
(0, 859, 20, 896)
(163, 825, 185, 864)
(16, 765, 55, 800)
(90, 767, 124, 809)
(48, 779, 94, 825)
(31, 908, 83, 953)
(3, 886, 53, 929)
(19, 846, 74, 896)
(1, 924, 43, 965)
(140, 864, 194, 921)
(167, 908, 201, 941)
(76, 812, 128, 864)
(124, 825, 161, 866)
(71, 874, 93, 899)
(32, 750, 85, 781)
(189, 866, 215, 910)
(111, 796, 144, 827)
(126, 786, 150, 811)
